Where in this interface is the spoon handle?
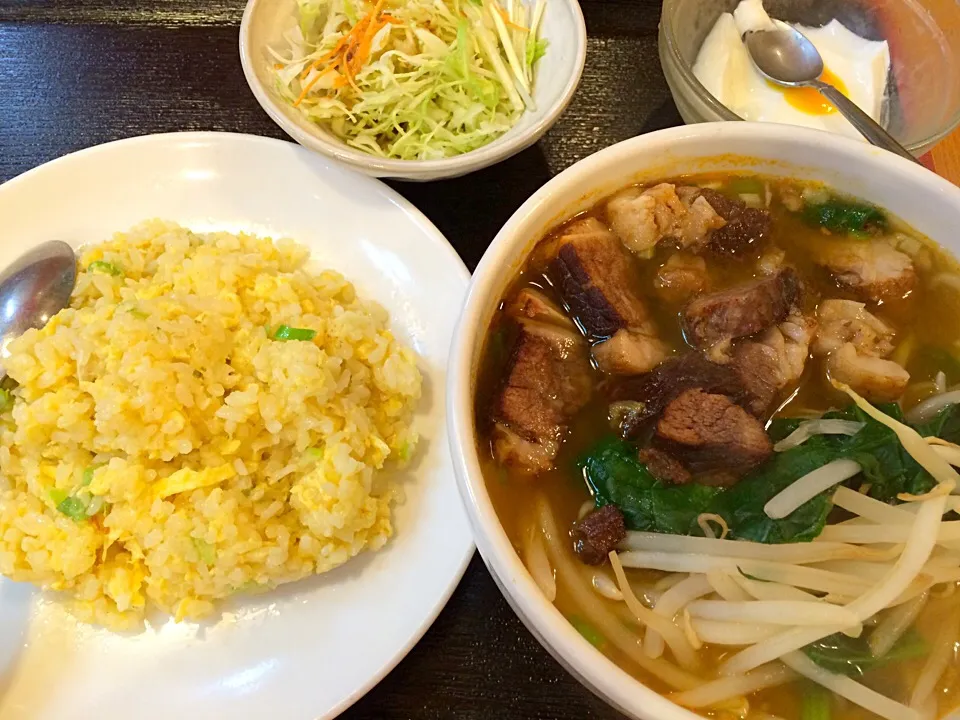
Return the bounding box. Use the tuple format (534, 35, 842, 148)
(813, 81, 920, 164)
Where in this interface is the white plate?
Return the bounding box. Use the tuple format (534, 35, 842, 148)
(0, 132, 474, 720)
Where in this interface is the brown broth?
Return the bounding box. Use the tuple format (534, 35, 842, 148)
(476, 173, 960, 719)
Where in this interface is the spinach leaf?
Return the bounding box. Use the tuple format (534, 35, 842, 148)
(581, 438, 720, 535)
(802, 197, 887, 235)
(915, 404, 960, 445)
(803, 628, 927, 677)
(718, 435, 836, 543)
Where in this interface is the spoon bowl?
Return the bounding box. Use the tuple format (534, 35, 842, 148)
(0, 241, 77, 357)
(743, 20, 823, 86)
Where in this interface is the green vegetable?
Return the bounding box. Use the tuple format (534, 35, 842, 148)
(87, 260, 123, 276)
(0, 388, 13, 413)
(581, 438, 720, 535)
(82, 467, 96, 486)
(800, 683, 832, 720)
(727, 176, 765, 196)
(56, 496, 88, 522)
(718, 435, 836, 543)
(803, 628, 927, 677)
(802, 197, 887, 235)
(570, 616, 605, 648)
(192, 538, 217, 565)
(525, 36, 549, 67)
(583, 401, 960, 544)
(397, 440, 414, 463)
(272, 325, 317, 341)
(49, 488, 68, 506)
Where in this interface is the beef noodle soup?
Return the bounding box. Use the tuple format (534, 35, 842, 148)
(476, 173, 960, 720)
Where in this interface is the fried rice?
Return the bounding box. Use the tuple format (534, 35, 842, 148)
(0, 220, 421, 629)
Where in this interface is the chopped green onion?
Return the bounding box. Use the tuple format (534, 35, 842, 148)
(0, 388, 13, 413)
(56, 496, 88, 522)
(727, 177, 765, 196)
(192, 538, 216, 565)
(570, 616, 605, 648)
(128, 307, 148, 319)
(82, 467, 96, 486)
(800, 684, 832, 720)
(87, 260, 123, 276)
(272, 325, 317, 341)
(49, 488, 68, 506)
(306, 447, 324, 459)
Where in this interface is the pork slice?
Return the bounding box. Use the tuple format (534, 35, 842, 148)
(610, 352, 748, 436)
(656, 389, 772, 475)
(639, 447, 691, 485)
(682, 268, 802, 348)
(697, 188, 772, 257)
(813, 298, 896, 357)
(826, 342, 910, 402)
(606, 183, 727, 257)
(655, 253, 711, 304)
(548, 217, 667, 374)
(814, 240, 916, 303)
(492, 317, 593, 473)
(572, 505, 627, 565)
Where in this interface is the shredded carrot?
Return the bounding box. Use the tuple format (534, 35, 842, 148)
(495, 3, 529, 32)
(295, 69, 330, 106)
(299, 0, 388, 92)
(379, 13, 403, 24)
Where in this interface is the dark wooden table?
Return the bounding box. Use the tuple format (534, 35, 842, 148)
(0, 1, 676, 717)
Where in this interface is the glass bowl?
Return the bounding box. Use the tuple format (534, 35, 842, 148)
(659, 0, 960, 156)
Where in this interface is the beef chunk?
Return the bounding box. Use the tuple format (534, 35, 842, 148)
(731, 311, 816, 417)
(697, 188, 772, 257)
(610, 352, 747, 436)
(546, 217, 668, 374)
(639, 447, 691, 485)
(492, 307, 593, 473)
(731, 341, 782, 417)
(656, 389, 772, 475)
(682, 269, 802, 348)
(572, 505, 626, 565)
(814, 239, 916, 303)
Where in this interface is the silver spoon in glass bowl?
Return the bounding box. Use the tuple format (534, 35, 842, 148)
(0, 242, 77, 361)
(742, 20, 919, 164)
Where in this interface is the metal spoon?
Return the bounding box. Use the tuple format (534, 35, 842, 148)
(0, 242, 77, 359)
(742, 21, 919, 164)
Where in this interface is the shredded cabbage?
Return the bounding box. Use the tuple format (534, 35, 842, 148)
(271, 0, 548, 160)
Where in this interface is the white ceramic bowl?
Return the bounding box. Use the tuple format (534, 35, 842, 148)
(447, 122, 960, 720)
(239, 0, 586, 181)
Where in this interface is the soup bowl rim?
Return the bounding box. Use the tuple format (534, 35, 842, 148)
(447, 121, 960, 719)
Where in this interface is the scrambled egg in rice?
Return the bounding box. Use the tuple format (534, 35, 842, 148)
(0, 220, 421, 629)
